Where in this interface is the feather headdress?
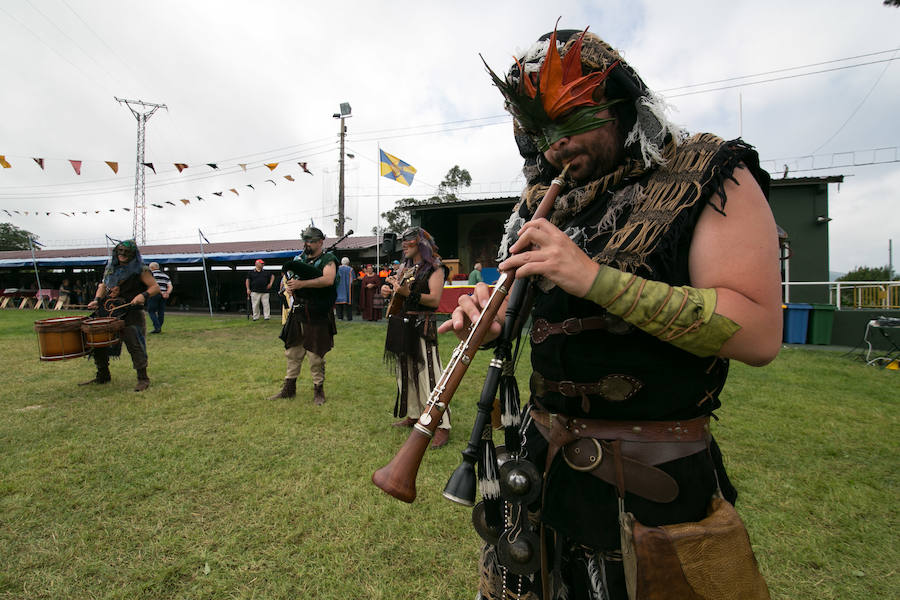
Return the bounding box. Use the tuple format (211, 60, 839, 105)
(481, 25, 621, 150)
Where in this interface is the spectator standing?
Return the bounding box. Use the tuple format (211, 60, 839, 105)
(359, 264, 383, 321)
(246, 259, 274, 321)
(335, 257, 354, 321)
(147, 262, 173, 334)
(58, 279, 73, 307)
(467, 262, 483, 285)
(72, 280, 84, 305)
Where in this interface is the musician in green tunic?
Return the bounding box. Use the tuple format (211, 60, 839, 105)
(269, 226, 338, 405)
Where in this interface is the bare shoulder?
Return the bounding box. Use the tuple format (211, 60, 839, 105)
(690, 165, 778, 288)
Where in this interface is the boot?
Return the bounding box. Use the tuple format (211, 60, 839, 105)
(391, 417, 417, 428)
(313, 384, 326, 406)
(430, 428, 450, 449)
(268, 378, 296, 399)
(134, 368, 150, 392)
(79, 366, 111, 386)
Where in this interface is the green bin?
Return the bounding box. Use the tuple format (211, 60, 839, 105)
(807, 303, 836, 344)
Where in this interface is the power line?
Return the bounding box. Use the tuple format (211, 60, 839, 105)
(0, 3, 107, 89)
(809, 50, 898, 154)
(667, 57, 898, 98)
(659, 47, 900, 92)
(24, 0, 121, 88)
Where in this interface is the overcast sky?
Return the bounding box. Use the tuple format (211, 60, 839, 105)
(0, 0, 898, 273)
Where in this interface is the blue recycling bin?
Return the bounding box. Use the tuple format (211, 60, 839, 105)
(783, 303, 812, 344)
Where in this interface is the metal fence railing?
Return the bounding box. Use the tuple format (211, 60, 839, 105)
(782, 280, 900, 309)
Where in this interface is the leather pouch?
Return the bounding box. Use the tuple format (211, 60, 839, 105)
(619, 493, 770, 600)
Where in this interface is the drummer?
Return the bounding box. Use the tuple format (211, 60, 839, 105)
(81, 240, 160, 392)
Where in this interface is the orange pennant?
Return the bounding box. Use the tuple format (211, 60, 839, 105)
(0, 156, 11, 168)
(180, 198, 190, 205)
(229, 188, 239, 196)
(69, 160, 82, 175)
(265, 163, 278, 171)
(174, 163, 189, 173)
(105, 161, 119, 173)
(284, 175, 295, 182)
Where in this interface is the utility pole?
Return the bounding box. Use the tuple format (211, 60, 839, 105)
(890, 239, 894, 276)
(116, 97, 167, 244)
(333, 102, 351, 237)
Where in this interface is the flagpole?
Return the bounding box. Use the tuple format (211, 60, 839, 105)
(199, 229, 214, 319)
(28, 236, 43, 296)
(376, 142, 381, 271)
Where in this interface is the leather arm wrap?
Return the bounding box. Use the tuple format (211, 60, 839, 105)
(583, 265, 741, 357)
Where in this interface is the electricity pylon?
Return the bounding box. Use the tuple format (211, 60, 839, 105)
(115, 97, 167, 244)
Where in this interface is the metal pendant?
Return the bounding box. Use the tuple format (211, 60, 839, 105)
(498, 458, 541, 505)
(497, 529, 541, 575)
(471, 501, 500, 546)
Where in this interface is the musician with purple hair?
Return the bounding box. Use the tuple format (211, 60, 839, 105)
(382, 226, 451, 449)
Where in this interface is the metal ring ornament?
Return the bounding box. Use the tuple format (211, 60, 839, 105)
(562, 437, 603, 472)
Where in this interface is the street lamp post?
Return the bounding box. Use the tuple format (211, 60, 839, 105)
(332, 102, 352, 237)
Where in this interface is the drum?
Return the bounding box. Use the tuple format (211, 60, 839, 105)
(81, 317, 125, 348)
(34, 316, 87, 361)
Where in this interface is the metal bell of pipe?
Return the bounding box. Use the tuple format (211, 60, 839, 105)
(442, 459, 477, 506)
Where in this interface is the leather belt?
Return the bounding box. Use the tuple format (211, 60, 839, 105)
(531, 372, 642, 403)
(531, 316, 609, 344)
(531, 409, 710, 503)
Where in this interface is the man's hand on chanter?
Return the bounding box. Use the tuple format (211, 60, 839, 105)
(498, 218, 599, 299)
(437, 281, 505, 343)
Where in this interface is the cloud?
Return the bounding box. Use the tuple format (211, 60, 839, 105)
(0, 0, 897, 267)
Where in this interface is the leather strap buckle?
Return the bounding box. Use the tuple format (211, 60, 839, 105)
(560, 317, 583, 335)
(557, 380, 578, 397)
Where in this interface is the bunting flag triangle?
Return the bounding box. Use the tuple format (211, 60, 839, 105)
(265, 163, 278, 171)
(180, 198, 190, 205)
(69, 160, 82, 175)
(196, 195, 204, 201)
(238, 163, 247, 171)
(142, 162, 156, 174)
(33, 158, 45, 170)
(105, 161, 119, 174)
(165, 201, 176, 206)
(246, 184, 255, 190)
(284, 175, 295, 182)
(174, 163, 189, 173)
(213, 192, 223, 196)
(152, 204, 163, 208)
(207, 163, 218, 170)
(265, 179, 276, 186)
(229, 188, 239, 196)
(299, 161, 313, 175)
(0, 156, 11, 168)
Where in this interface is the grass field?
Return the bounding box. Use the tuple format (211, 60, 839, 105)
(1, 310, 897, 599)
